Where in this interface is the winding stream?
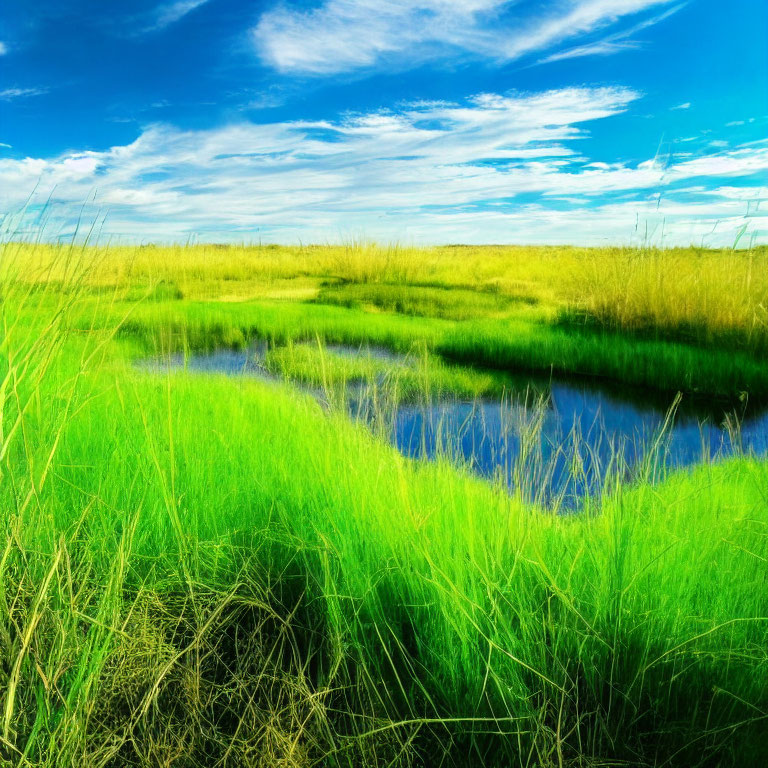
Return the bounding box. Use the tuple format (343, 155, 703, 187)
(139, 345, 768, 506)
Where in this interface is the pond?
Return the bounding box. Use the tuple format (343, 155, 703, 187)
(138, 345, 768, 507)
(381, 385, 766, 507)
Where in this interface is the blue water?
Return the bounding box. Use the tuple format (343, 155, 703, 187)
(138, 346, 768, 506)
(384, 385, 767, 506)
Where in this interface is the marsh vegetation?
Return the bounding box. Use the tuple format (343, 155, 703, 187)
(1, 240, 767, 767)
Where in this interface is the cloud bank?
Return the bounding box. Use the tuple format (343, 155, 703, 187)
(1, 86, 765, 245)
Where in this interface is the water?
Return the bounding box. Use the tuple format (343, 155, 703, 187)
(139, 345, 271, 377)
(381, 386, 767, 507)
(138, 345, 768, 507)
(137, 343, 399, 377)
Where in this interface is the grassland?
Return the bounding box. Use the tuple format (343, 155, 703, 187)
(1, 240, 767, 767)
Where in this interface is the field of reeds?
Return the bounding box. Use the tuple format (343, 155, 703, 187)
(1, 240, 767, 767)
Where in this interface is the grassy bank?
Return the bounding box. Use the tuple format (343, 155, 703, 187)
(9, 241, 768, 349)
(114, 297, 768, 400)
(1, 241, 767, 766)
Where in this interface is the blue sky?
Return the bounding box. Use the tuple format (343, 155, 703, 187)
(1, 0, 766, 245)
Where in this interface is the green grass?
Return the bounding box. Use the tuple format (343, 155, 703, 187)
(2, 241, 768, 767)
(262, 341, 515, 402)
(117, 298, 449, 355)
(111, 296, 768, 400)
(437, 318, 768, 399)
(314, 281, 539, 321)
(563, 246, 768, 355)
(7, 353, 768, 766)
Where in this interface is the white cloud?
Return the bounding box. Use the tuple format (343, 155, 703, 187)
(500, 0, 677, 61)
(537, 37, 641, 63)
(1, 86, 765, 246)
(671, 102, 691, 110)
(0, 87, 48, 100)
(538, 3, 684, 63)
(0, 42, 7, 56)
(146, 0, 211, 32)
(253, 0, 678, 74)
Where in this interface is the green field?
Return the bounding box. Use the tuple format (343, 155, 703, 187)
(1, 241, 768, 767)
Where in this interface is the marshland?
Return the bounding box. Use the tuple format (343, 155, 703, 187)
(1, 240, 767, 767)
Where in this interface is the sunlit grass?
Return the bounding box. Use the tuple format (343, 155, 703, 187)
(564, 246, 768, 353)
(2, 238, 767, 766)
(262, 341, 513, 402)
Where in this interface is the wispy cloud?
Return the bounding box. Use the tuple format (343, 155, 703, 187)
(0, 42, 7, 56)
(671, 102, 692, 110)
(537, 3, 685, 64)
(145, 0, 211, 33)
(0, 87, 48, 101)
(253, 0, 679, 75)
(1, 87, 765, 246)
(537, 37, 641, 63)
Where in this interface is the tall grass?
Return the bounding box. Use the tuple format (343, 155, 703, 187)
(1, 239, 767, 766)
(115, 297, 768, 399)
(262, 340, 514, 402)
(436, 318, 768, 399)
(0, 250, 395, 766)
(563, 246, 768, 354)
(25, 364, 768, 766)
(314, 282, 534, 321)
(22, 238, 758, 399)
(12, 240, 767, 314)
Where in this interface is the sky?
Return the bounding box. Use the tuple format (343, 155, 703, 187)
(0, 0, 766, 245)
